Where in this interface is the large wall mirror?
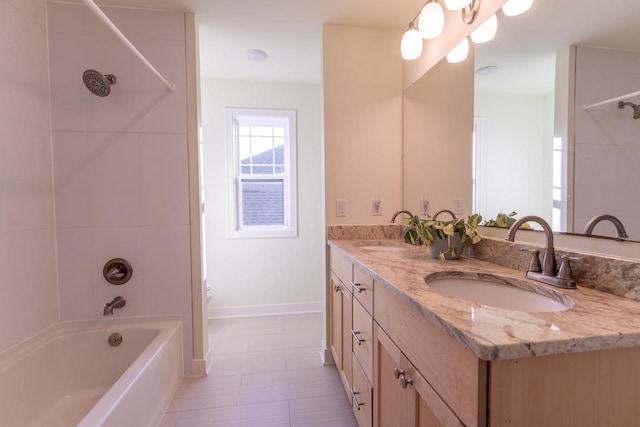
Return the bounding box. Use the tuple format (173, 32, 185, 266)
(403, 0, 640, 257)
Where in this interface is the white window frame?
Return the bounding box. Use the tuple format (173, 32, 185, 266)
(225, 108, 297, 239)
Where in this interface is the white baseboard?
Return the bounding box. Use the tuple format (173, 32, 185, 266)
(190, 358, 207, 377)
(320, 339, 335, 366)
(208, 301, 322, 319)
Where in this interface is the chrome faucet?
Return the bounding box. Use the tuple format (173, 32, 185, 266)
(583, 214, 628, 240)
(432, 209, 456, 221)
(103, 296, 126, 316)
(390, 210, 414, 223)
(506, 215, 577, 289)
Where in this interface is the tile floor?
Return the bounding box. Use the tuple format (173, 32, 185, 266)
(159, 313, 358, 427)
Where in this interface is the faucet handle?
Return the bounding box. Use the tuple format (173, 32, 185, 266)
(521, 248, 542, 273)
(557, 255, 583, 280)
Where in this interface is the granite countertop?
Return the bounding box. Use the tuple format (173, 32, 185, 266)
(328, 238, 640, 361)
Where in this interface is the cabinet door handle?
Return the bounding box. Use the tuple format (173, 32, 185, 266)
(334, 284, 341, 292)
(350, 328, 364, 345)
(400, 375, 414, 389)
(351, 281, 364, 293)
(350, 389, 363, 410)
(393, 367, 406, 379)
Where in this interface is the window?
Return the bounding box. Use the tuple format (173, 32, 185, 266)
(551, 137, 565, 232)
(226, 108, 297, 238)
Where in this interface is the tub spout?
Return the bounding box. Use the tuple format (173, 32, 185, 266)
(103, 296, 126, 316)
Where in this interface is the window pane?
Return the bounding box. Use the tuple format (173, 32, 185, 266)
(274, 166, 284, 174)
(239, 137, 252, 163)
(273, 127, 284, 137)
(253, 165, 273, 174)
(251, 137, 274, 159)
(552, 151, 562, 188)
(241, 166, 250, 174)
(251, 126, 274, 137)
(241, 179, 284, 226)
(552, 187, 561, 201)
(238, 125, 251, 136)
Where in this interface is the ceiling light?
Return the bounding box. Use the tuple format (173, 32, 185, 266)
(444, 0, 472, 11)
(401, 26, 423, 60)
(246, 49, 268, 62)
(418, 2, 445, 39)
(446, 38, 469, 63)
(475, 65, 498, 76)
(470, 13, 497, 43)
(502, 0, 534, 16)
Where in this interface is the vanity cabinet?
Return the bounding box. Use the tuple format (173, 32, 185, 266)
(329, 243, 640, 427)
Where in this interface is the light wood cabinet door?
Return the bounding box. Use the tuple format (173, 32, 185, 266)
(352, 354, 373, 427)
(352, 298, 373, 383)
(374, 323, 463, 427)
(373, 322, 409, 427)
(329, 273, 343, 371)
(341, 284, 353, 396)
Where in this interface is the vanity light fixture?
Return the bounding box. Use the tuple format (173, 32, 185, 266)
(446, 37, 470, 63)
(444, 0, 472, 11)
(470, 12, 497, 43)
(418, 1, 445, 39)
(401, 24, 423, 60)
(502, 0, 534, 16)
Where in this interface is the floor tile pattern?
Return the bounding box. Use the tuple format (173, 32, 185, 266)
(160, 313, 357, 426)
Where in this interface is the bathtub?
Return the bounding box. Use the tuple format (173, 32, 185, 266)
(0, 316, 183, 427)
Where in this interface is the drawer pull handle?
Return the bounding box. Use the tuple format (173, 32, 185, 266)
(350, 389, 363, 410)
(351, 281, 364, 293)
(400, 375, 414, 389)
(350, 328, 364, 345)
(393, 368, 405, 379)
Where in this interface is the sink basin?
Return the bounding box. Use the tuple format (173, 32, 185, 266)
(426, 274, 571, 312)
(356, 242, 406, 252)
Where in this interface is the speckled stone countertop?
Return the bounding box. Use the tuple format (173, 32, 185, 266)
(328, 231, 640, 361)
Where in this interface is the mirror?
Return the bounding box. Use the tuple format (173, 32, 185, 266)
(403, 0, 640, 249)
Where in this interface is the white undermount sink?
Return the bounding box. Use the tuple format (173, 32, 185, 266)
(356, 242, 406, 251)
(426, 275, 571, 312)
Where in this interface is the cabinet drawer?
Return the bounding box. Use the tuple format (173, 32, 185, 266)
(352, 298, 373, 383)
(352, 354, 373, 427)
(352, 264, 374, 315)
(374, 282, 487, 427)
(330, 247, 353, 288)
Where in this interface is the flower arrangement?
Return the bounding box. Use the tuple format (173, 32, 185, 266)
(403, 213, 483, 262)
(482, 211, 532, 229)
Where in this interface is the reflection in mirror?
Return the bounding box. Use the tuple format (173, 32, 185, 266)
(473, 0, 640, 241)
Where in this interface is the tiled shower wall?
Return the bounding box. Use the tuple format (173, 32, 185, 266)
(0, 0, 58, 354)
(47, 3, 194, 372)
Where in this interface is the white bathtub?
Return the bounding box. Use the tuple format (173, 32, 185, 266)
(0, 316, 183, 427)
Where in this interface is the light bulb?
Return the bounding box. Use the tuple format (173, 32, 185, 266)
(502, 0, 534, 16)
(446, 38, 469, 63)
(401, 28, 423, 60)
(470, 13, 497, 44)
(418, 2, 445, 39)
(444, 0, 471, 11)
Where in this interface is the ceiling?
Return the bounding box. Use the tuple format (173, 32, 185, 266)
(93, 0, 639, 89)
(96, 0, 423, 83)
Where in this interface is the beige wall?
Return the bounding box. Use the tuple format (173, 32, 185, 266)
(403, 55, 475, 218)
(202, 79, 324, 315)
(323, 25, 404, 225)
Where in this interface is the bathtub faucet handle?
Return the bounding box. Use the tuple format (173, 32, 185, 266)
(103, 296, 126, 316)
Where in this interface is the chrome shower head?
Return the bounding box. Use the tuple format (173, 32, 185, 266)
(82, 69, 117, 97)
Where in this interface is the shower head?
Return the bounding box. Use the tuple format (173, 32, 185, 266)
(82, 69, 117, 97)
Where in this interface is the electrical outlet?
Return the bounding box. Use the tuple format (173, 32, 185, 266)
(421, 198, 430, 215)
(453, 199, 464, 215)
(336, 199, 347, 217)
(371, 199, 382, 216)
